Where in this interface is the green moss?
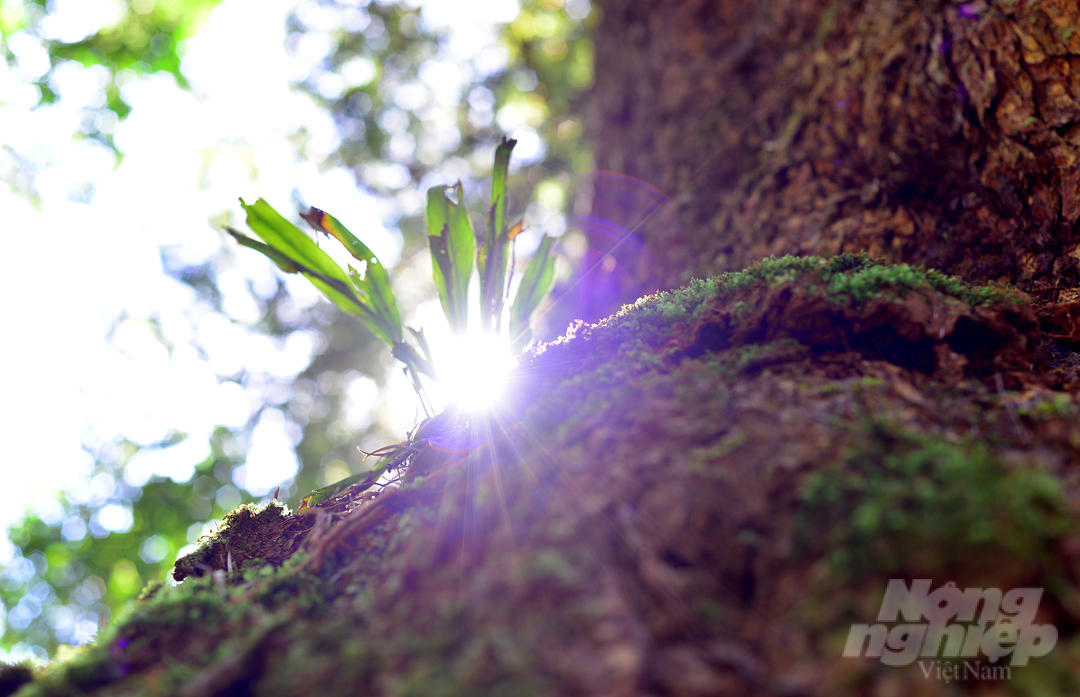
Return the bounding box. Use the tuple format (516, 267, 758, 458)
(1008, 633, 1080, 696)
(828, 260, 1021, 306)
(249, 553, 334, 615)
(708, 338, 810, 378)
(26, 252, 1057, 696)
(19, 530, 337, 697)
(711, 252, 1020, 307)
(1018, 393, 1077, 420)
(690, 597, 728, 622)
(796, 423, 1069, 582)
(176, 500, 289, 565)
(533, 254, 1024, 379)
(686, 429, 748, 476)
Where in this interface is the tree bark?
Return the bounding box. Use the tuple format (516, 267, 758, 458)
(580, 0, 1080, 322)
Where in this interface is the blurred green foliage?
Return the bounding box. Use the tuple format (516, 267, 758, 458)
(2, 440, 239, 658)
(0, 0, 223, 148)
(2, 0, 595, 663)
(291, 0, 595, 243)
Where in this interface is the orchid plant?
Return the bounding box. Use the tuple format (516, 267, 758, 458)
(227, 139, 557, 508)
(228, 138, 555, 406)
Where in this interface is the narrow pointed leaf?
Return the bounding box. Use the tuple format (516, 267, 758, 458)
(298, 472, 373, 512)
(407, 326, 435, 369)
(241, 198, 347, 282)
(237, 198, 397, 346)
(477, 137, 517, 333)
(426, 184, 474, 335)
(231, 212, 369, 321)
(299, 206, 404, 345)
(392, 340, 437, 381)
(509, 234, 557, 353)
(240, 197, 360, 312)
(425, 186, 450, 247)
(225, 228, 302, 274)
(450, 181, 477, 310)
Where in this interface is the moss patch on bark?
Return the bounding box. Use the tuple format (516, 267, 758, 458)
(14, 256, 1080, 697)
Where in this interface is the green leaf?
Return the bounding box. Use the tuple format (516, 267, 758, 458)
(301, 206, 404, 346)
(298, 472, 374, 512)
(240, 198, 362, 309)
(225, 228, 302, 274)
(297, 408, 467, 512)
(407, 326, 435, 371)
(477, 137, 517, 333)
(236, 198, 401, 348)
(509, 234, 557, 352)
(241, 198, 345, 278)
(426, 183, 475, 335)
(392, 341, 436, 382)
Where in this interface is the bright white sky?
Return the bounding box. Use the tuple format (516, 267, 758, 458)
(0, 0, 523, 545)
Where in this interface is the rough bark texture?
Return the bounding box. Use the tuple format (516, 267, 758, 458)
(14, 257, 1080, 697)
(581, 0, 1080, 323)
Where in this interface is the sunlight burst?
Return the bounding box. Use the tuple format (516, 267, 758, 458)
(437, 333, 516, 411)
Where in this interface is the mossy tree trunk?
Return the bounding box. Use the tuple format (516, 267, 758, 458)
(576, 0, 1080, 323)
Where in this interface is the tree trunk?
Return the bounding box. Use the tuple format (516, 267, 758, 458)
(12, 1, 1080, 696)
(579, 0, 1080, 322)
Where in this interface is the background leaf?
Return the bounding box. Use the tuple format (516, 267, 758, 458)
(478, 138, 517, 333)
(509, 234, 557, 352)
(426, 184, 474, 336)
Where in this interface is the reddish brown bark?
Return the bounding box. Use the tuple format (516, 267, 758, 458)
(581, 0, 1080, 321)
